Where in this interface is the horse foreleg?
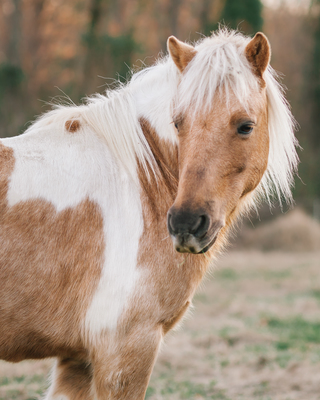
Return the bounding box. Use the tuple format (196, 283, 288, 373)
(44, 358, 94, 400)
(92, 327, 162, 400)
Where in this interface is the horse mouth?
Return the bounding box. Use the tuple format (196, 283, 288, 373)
(197, 234, 218, 253)
(171, 229, 221, 254)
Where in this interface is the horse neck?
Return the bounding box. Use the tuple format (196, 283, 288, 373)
(134, 69, 217, 281)
(128, 61, 180, 213)
(138, 118, 179, 217)
(137, 119, 211, 295)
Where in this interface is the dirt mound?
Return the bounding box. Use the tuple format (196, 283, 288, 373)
(237, 208, 320, 251)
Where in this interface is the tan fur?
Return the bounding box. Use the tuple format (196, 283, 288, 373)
(173, 91, 269, 226)
(0, 143, 104, 363)
(92, 327, 162, 400)
(245, 33, 271, 80)
(161, 301, 190, 335)
(167, 36, 197, 73)
(65, 120, 81, 132)
(134, 105, 269, 337)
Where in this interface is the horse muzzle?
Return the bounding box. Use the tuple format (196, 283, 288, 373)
(167, 207, 224, 254)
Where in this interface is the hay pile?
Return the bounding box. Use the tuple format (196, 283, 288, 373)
(236, 208, 320, 252)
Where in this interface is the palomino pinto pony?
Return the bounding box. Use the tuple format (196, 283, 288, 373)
(0, 30, 297, 399)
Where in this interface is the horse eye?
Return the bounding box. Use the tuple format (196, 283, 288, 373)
(174, 123, 179, 130)
(237, 124, 253, 135)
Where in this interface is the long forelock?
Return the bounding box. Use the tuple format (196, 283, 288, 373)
(175, 30, 259, 117)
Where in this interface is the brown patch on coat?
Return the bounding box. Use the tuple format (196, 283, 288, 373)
(245, 32, 271, 82)
(0, 142, 104, 362)
(65, 119, 81, 132)
(51, 358, 94, 399)
(167, 36, 197, 73)
(138, 118, 178, 217)
(92, 327, 162, 400)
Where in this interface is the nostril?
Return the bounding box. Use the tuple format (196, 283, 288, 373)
(167, 212, 174, 235)
(167, 208, 210, 238)
(192, 215, 210, 238)
(190, 215, 203, 234)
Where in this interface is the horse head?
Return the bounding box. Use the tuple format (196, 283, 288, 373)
(167, 33, 271, 254)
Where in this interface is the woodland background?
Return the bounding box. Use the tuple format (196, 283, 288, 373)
(0, 0, 319, 211)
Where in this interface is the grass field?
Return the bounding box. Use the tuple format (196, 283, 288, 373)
(1, 250, 320, 400)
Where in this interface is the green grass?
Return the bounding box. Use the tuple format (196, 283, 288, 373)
(0, 374, 47, 400)
(262, 269, 292, 280)
(194, 292, 209, 303)
(146, 376, 231, 399)
(309, 289, 320, 302)
(219, 326, 240, 346)
(267, 316, 320, 345)
(215, 268, 238, 280)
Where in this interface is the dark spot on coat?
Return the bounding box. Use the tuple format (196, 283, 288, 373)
(65, 120, 81, 133)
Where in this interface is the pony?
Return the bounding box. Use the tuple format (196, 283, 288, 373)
(0, 30, 298, 399)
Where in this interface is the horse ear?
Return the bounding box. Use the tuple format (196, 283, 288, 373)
(167, 36, 197, 73)
(245, 32, 271, 79)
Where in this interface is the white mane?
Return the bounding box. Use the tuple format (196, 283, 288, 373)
(26, 29, 298, 204)
(25, 87, 156, 181)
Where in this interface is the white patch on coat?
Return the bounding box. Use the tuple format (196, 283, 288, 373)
(3, 116, 142, 337)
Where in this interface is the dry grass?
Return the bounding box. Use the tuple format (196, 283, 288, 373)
(1, 213, 320, 399)
(236, 208, 320, 252)
(147, 250, 320, 400)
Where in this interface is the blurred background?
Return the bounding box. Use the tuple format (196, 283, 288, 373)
(1, 1, 320, 399)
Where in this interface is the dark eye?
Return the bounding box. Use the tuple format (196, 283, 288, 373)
(174, 122, 179, 130)
(237, 124, 253, 135)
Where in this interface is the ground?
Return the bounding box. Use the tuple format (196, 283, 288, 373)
(1, 250, 320, 400)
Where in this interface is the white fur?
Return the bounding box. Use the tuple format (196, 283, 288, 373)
(3, 111, 143, 337)
(43, 361, 68, 400)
